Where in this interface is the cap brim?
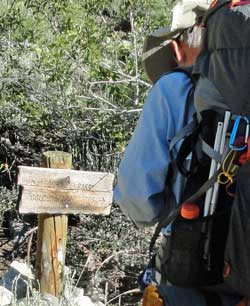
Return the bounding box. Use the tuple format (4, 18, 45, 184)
(142, 28, 184, 83)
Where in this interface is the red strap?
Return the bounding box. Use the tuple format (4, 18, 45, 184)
(230, 0, 250, 7)
(235, 297, 250, 306)
(238, 138, 250, 165)
(210, 0, 219, 8)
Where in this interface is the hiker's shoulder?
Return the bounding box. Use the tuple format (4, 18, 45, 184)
(154, 71, 193, 92)
(149, 71, 193, 103)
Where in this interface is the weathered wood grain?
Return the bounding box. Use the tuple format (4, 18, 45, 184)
(17, 165, 114, 215)
(36, 151, 71, 297)
(37, 214, 68, 296)
(19, 185, 112, 215)
(18, 166, 114, 192)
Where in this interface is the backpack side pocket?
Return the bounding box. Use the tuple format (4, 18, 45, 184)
(224, 162, 250, 297)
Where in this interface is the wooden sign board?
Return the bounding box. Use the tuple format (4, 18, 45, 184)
(18, 166, 114, 215)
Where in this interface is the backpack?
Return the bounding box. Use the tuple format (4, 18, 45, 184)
(150, 0, 250, 298)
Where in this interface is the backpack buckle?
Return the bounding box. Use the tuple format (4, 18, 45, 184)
(229, 116, 249, 151)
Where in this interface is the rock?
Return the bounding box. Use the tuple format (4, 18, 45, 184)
(0, 286, 13, 306)
(95, 302, 105, 306)
(0, 262, 104, 306)
(64, 285, 104, 306)
(40, 293, 59, 305)
(64, 285, 84, 300)
(0, 260, 34, 305)
(6, 293, 60, 306)
(71, 296, 96, 306)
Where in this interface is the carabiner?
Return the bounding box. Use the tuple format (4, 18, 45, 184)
(229, 116, 250, 151)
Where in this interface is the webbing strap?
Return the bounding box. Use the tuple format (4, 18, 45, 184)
(169, 120, 196, 152)
(201, 138, 222, 164)
(149, 184, 178, 254)
(183, 168, 219, 204)
(201, 290, 223, 306)
(149, 168, 220, 253)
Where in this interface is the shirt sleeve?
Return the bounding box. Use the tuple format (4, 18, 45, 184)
(114, 72, 193, 227)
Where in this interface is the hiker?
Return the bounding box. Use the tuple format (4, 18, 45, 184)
(114, 0, 250, 305)
(114, 0, 207, 228)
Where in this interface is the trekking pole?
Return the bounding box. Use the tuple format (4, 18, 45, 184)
(210, 111, 231, 215)
(203, 121, 224, 217)
(203, 112, 231, 262)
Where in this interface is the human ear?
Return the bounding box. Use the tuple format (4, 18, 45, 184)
(171, 40, 185, 64)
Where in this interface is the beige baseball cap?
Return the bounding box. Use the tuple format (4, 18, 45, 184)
(142, 0, 211, 83)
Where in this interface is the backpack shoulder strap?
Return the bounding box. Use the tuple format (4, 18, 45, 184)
(172, 66, 197, 85)
(160, 66, 197, 152)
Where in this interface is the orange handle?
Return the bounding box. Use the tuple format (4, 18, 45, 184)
(181, 203, 200, 219)
(142, 285, 164, 306)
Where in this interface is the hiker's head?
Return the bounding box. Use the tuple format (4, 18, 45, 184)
(143, 0, 211, 82)
(171, 25, 203, 67)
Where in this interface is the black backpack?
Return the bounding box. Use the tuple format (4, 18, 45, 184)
(151, 0, 250, 298)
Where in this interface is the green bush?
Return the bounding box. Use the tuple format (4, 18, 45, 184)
(0, 0, 173, 173)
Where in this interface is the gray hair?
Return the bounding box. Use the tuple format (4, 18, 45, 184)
(179, 25, 204, 48)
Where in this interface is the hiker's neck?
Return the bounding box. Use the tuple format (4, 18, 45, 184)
(171, 40, 201, 67)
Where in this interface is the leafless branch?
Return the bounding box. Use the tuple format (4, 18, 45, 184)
(95, 251, 124, 277)
(101, 61, 150, 87)
(63, 105, 142, 114)
(107, 288, 141, 305)
(130, 10, 140, 105)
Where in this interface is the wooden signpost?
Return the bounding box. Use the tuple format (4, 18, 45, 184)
(18, 166, 114, 215)
(17, 151, 114, 297)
